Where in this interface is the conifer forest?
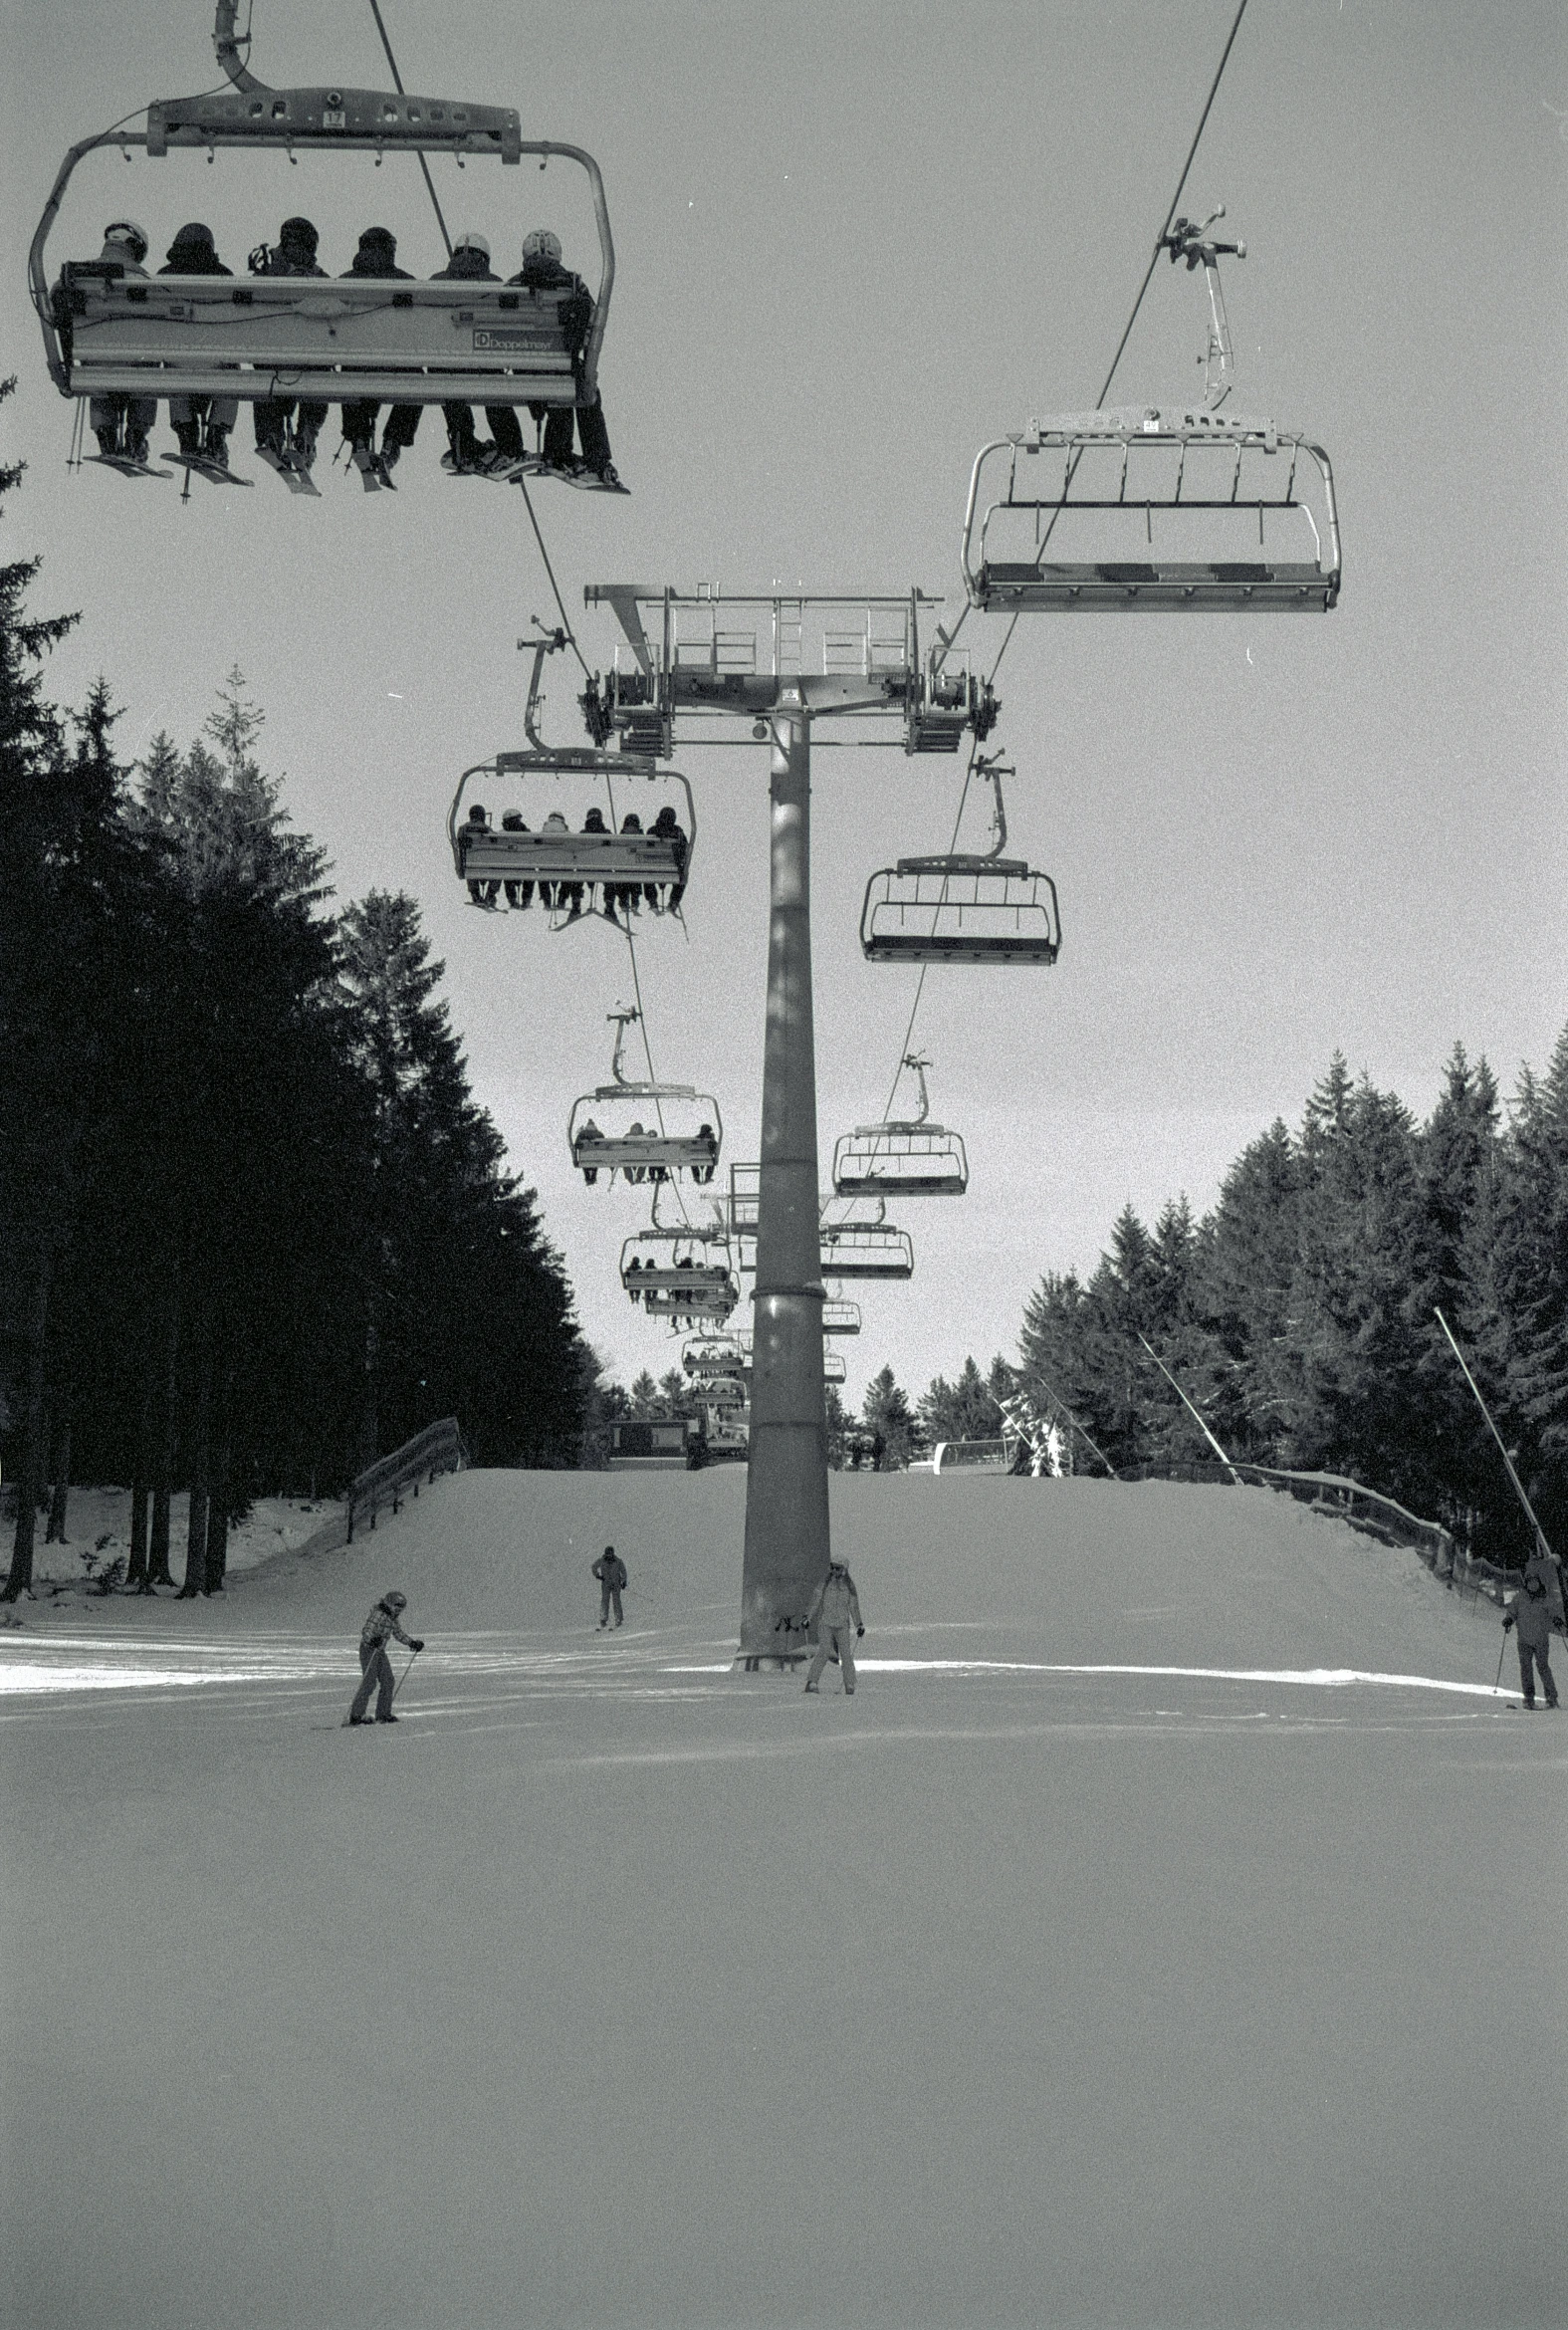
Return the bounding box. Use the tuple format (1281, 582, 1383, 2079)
(0, 387, 589, 1598)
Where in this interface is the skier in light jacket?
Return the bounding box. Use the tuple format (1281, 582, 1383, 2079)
(348, 1590, 423, 1725)
(1502, 1571, 1560, 1711)
(804, 1560, 863, 1695)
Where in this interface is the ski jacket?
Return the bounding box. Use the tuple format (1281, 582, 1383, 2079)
(592, 1554, 628, 1590)
(361, 1599, 415, 1652)
(806, 1569, 861, 1635)
(434, 249, 499, 282)
(1506, 1588, 1555, 1654)
(254, 245, 326, 280)
(1522, 1550, 1566, 1628)
(159, 243, 231, 278)
(343, 237, 410, 283)
(98, 238, 147, 279)
(506, 259, 592, 359)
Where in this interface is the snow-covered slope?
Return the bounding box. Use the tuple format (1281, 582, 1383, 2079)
(3, 1474, 1559, 2330)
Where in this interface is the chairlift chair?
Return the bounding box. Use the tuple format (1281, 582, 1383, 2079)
(31, 2, 614, 416)
(959, 214, 1339, 614)
(568, 1008, 721, 1184)
(821, 1349, 847, 1385)
(450, 758, 693, 926)
(822, 1299, 862, 1337)
(859, 755, 1061, 966)
(621, 1231, 738, 1323)
(832, 1054, 969, 1197)
(682, 1334, 750, 1379)
(818, 1224, 914, 1282)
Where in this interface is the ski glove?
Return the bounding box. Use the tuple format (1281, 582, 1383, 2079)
(1502, 1615, 1515, 1632)
(410, 1638, 425, 1653)
(856, 1625, 864, 1637)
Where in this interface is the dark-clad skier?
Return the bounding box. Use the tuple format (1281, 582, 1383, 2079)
(803, 1559, 863, 1695)
(348, 1590, 423, 1725)
(592, 1545, 627, 1629)
(1502, 1571, 1561, 1711)
(158, 223, 237, 464)
(433, 231, 528, 473)
(250, 216, 330, 472)
(339, 227, 423, 485)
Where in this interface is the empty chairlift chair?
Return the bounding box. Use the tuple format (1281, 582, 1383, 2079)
(30, 3, 615, 438)
(818, 1223, 914, 1282)
(568, 1006, 722, 1186)
(821, 1299, 862, 1337)
(959, 213, 1340, 615)
(860, 754, 1061, 967)
(832, 1053, 969, 1197)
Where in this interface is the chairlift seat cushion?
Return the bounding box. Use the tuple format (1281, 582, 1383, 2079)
(862, 930, 1061, 965)
(978, 560, 1335, 611)
(833, 1167, 968, 1196)
(58, 268, 584, 405)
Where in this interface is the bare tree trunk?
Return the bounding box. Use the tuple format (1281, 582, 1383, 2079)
(358, 1306, 380, 1477)
(44, 1392, 72, 1544)
(4, 1247, 54, 1600)
(145, 1270, 182, 1591)
(126, 1367, 153, 1589)
(203, 1349, 233, 1593)
(180, 1325, 211, 1598)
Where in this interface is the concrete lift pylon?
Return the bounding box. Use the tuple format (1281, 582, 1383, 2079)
(583, 585, 997, 1667)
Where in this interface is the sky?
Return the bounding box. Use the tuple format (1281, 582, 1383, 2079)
(3, 0, 1565, 1412)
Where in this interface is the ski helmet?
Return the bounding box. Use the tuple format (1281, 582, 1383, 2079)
(454, 229, 491, 259)
(279, 215, 320, 252)
(522, 227, 562, 266)
(384, 1590, 407, 1610)
(168, 222, 216, 255)
(104, 219, 148, 263)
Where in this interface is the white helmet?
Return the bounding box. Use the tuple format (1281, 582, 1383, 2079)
(522, 227, 561, 265)
(105, 219, 149, 262)
(454, 230, 490, 259)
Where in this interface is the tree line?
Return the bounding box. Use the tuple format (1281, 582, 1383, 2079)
(0, 389, 590, 1597)
(1015, 1045, 1568, 1565)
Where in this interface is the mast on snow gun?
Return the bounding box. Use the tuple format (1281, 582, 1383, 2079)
(1433, 1307, 1556, 1562)
(1136, 1335, 1240, 1484)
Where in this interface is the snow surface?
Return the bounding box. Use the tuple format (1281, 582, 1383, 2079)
(2, 1471, 1562, 2330)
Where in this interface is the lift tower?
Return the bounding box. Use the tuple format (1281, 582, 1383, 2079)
(585, 585, 996, 1664)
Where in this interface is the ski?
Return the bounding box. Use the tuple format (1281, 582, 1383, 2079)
(83, 452, 172, 481)
(256, 444, 321, 497)
(168, 450, 254, 488)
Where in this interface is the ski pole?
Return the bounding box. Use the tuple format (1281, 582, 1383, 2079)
(391, 1645, 420, 1703)
(1494, 1632, 1508, 1694)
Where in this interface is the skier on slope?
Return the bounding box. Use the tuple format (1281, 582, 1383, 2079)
(803, 1559, 863, 1696)
(592, 1545, 627, 1629)
(1501, 1569, 1561, 1711)
(348, 1590, 424, 1724)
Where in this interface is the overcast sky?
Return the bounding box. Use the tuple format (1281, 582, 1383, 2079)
(4, 0, 1565, 1409)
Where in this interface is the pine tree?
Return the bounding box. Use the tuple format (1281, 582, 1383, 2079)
(862, 1364, 914, 1470)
